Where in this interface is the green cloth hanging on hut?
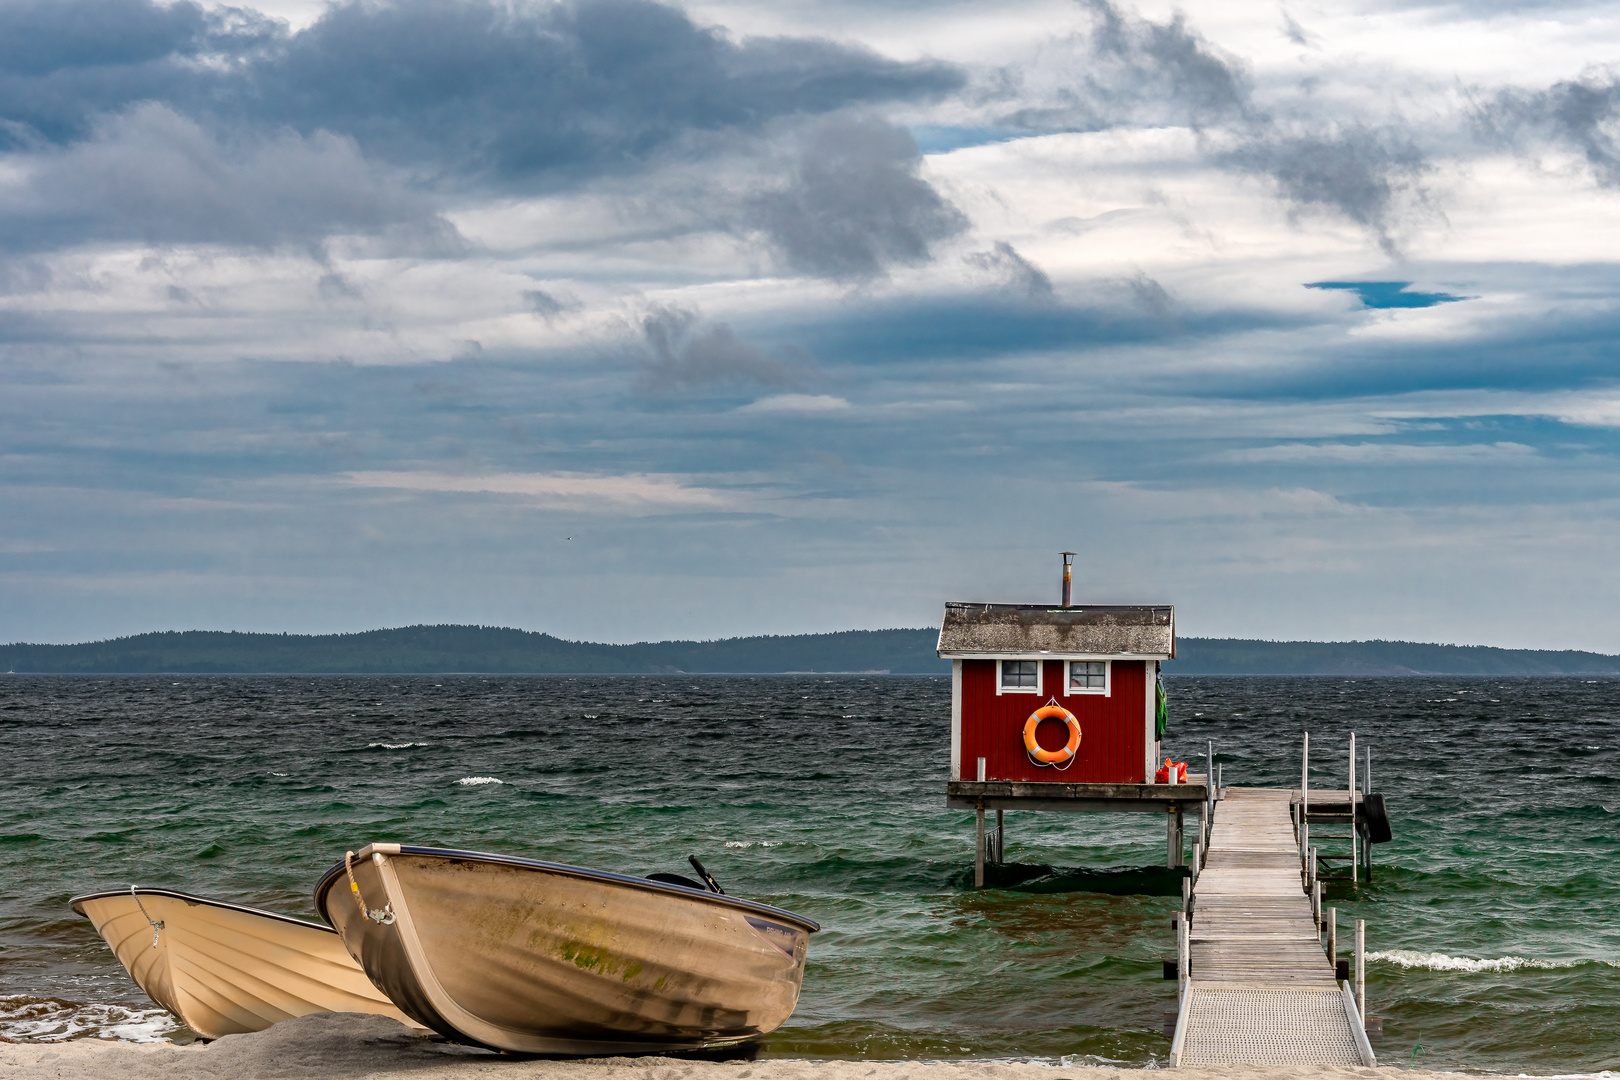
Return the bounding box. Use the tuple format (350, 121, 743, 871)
(1155, 675, 1167, 739)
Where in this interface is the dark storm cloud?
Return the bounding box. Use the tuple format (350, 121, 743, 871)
(1084, 0, 1251, 125)
(524, 289, 580, 321)
(1228, 126, 1431, 254)
(745, 116, 968, 280)
(0, 103, 449, 250)
(0, 0, 279, 148)
(0, 0, 963, 186)
(1122, 272, 1175, 322)
(1483, 73, 1620, 186)
(989, 2, 1434, 250)
(1003, 0, 1252, 132)
(637, 305, 803, 393)
(965, 241, 1055, 300)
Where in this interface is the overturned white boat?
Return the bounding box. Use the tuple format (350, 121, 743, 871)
(71, 887, 412, 1039)
(315, 845, 818, 1054)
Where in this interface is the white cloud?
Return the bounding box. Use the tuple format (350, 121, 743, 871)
(1221, 441, 1538, 465)
(339, 471, 733, 511)
(736, 394, 853, 414)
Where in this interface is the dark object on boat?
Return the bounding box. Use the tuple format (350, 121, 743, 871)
(688, 855, 725, 894)
(1361, 792, 1393, 843)
(316, 844, 817, 1055)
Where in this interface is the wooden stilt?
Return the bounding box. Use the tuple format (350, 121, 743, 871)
(1167, 806, 1184, 868)
(994, 808, 1004, 864)
(975, 805, 986, 888)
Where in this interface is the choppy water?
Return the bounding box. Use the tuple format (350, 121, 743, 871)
(1, 674, 1617, 1072)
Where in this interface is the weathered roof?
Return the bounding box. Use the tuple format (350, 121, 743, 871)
(937, 603, 1175, 658)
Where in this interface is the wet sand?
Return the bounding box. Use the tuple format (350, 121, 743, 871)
(0, 1013, 1446, 1080)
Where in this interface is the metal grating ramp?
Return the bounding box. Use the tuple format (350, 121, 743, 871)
(1172, 985, 1372, 1066)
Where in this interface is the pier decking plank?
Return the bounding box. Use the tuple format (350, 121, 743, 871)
(1171, 787, 1375, 1067)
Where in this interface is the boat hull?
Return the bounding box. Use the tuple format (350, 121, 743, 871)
(314, 845, 817, 1055)
(71, 888, 412, 1039)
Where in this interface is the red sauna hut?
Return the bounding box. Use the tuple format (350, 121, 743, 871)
(938, 600, 1212, 886)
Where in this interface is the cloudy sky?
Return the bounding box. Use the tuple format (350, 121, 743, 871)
(4, 0, 1620, 648)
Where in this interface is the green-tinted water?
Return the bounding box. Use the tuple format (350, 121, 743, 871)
(1, 675, 1616, 1072)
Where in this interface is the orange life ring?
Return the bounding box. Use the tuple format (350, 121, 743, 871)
(1024, 705, 1081, 765)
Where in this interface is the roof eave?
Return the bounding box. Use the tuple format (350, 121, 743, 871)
(937, 650, 1174, 661)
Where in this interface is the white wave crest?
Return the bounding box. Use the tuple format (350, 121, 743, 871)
(456, 776, 503, 786)
(0, 996, 175, 1042)
(369, 742, 428, 749)
(723, 840, 782, 849)
(1369, 950, 1616, 972)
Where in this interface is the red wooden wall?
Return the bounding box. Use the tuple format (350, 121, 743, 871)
(958, 659, 1148, 783)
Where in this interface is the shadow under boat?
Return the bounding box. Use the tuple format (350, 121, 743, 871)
(314, 844, 819, 1055)
(70, 887, 412, 1039)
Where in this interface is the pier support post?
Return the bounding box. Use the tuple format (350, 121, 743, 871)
(995, 809, 1004, 864)
(1327, 907, 1337, 966)
(1167, 806, 1184, 868)
(975, 805, 986, 888)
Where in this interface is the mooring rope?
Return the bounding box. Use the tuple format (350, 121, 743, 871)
(344, 849, 395, 925)
(129, 886, 164, 950)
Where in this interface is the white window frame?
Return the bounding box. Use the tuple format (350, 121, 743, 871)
(1067, 659, 1112, 697)
(996, 658, 1044, 696)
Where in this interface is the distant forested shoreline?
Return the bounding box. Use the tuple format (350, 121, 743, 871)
(3, 625, 1620, 675)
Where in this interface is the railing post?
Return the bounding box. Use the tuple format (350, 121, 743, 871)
(1179, 911, 1190, 991)
(1355, 919, 1367, 1020)
(1301, 730, 1311, 864)
(1349, 732, 1358, 884)
(1205, 739, 1213, 820)
(1327, 906, 1337, 967)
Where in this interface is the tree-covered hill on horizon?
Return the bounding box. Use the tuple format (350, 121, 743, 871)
(4, 625, 1620, 675)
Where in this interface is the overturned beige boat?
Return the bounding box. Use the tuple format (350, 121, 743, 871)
(71, 887, 411, 1039)
(315, 844, 819, 1054)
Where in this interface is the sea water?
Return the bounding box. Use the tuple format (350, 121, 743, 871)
(1, 674, 1616, 1071)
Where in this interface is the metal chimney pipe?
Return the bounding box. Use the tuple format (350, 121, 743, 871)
(1061, 551, 1075, 607)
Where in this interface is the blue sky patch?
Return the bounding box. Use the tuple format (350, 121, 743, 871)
(1306, 281, 1467, 308)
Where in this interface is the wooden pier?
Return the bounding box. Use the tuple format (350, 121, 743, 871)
(1168, 787, 1377, 1067)
(947, 778, 1210, 885)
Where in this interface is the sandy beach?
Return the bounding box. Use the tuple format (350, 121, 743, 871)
(0, 1015, 1453, 1080)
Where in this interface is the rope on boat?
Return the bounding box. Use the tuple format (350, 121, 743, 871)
(129, 886, 164, 949)
(344, 849, 396, 925)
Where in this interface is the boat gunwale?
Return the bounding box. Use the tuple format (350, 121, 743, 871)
(69, 887, 339, 934)
(311, 845, 821, 933)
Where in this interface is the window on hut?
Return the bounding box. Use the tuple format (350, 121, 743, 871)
(1000, 660, 1039, 689)
(1069, 661, 1107, 692)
